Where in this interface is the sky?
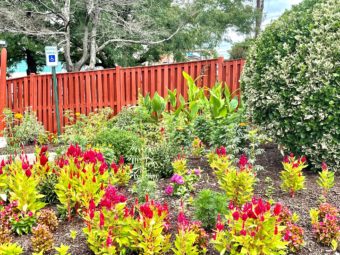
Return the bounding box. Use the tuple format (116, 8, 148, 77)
(217, 0, 304, 58)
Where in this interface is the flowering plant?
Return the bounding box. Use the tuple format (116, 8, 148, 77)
(10, 211, 36, 235)
(310, 203, 339, 250)
(110, 156, 131, 187)
(216, 155, 255, 207)
(280, 154, 307, 197)
(212, 198, 288, 255)
(317, 162, 335, 197)
(166, 169, 201, 197)
(191, 137, 204, 157)
(172, 157, 188, 176)
(208, 146, 234, 181)
(55, 145, 110, 220)
(277, 206, 304, 252)
(172, 208, 208, 255)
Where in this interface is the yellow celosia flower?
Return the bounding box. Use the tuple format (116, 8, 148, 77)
(75, 112, 81, 117)
(239, 122, 248, 127)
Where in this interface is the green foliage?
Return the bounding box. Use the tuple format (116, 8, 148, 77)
(94, 128, 143, 164)
(143, 140, 180, 178)
(0, 243, 23, 255)
(3, 108, 46, 153)
(280, 155, 307, 197)
(61, 108, 113, 148)
(111, 162, 132, 187)
(131, 170, 158, 202)
(242, 0, 340, 171)
(38, 173, 59, 204)
(7, 161, 45, 213)
(141, 92, 167, 121)
(193, 115, 212, 145)
(55, 244, 71, 255)
(193, 190, 228, 230)
(10, 214, 36, 235)
(173, 229, 200, 255)
(31, 224, 54, 253)
(228, 38, 254, 60)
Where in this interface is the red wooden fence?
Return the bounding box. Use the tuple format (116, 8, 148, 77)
(0, 57, 245, 134)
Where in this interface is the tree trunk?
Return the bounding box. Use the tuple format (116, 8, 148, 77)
(255, 0, 264, 38)
(26, 49, 37, 75)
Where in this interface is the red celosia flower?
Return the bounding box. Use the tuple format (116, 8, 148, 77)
(99, 211, 105, 228)
(40, 146, 48, 155)
(106, 235, 113, 247)
(111, 163, 119, 174)
(28, 211, 33, 217)
(300, 156, 307, 163)
(92, 176, 96, 183)
(25, 169, 32, 177)
(140, 204, 153, 219)
(99, 162, 108, 175)
(119, 156, 124, 165)
(241, 213, 248, 221)
(232, 211, 240, 221)
(238, 154, 248, 169)
(216, 146, 227, 157)
(216, 214, 224, 231)
(321, 162, 327, 171)
(240, 229, 247, 236)
(289, 153, 294, 158)
(177, 211, 189, 228)
(229, 201, 235, 210)
(68, 183, 71, 190)
(250, 231, 256, 237)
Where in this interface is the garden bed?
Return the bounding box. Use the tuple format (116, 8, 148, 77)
(11, 143, 339, 255)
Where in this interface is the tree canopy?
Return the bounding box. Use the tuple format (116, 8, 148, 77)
(0, 0, 256, 72)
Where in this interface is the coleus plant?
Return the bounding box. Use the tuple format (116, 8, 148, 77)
(55, 145, 110, 220)
(211, 198, 288, 255)
(277, 206, 304, 252)
(310, 203, 339, 250)
(280, 153, 307, 197)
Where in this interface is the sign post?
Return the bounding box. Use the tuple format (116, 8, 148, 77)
(45, 46, 61, 135)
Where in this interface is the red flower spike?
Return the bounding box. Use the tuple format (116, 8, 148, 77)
(25, 169, 32, 177)
(99, 211, 105, 228)
(39, 154, 48, 166)
(119, 156, 124, 165)
(321, 162, 327, 171)
(240, 229, 247, 236)
(232, 211, 240, 221)
(106, 235, 113, 247)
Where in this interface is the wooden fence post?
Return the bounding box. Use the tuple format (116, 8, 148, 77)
(115, 66, 122, 113)
(0, 48, 7, 136)
(217, 56, 224, 83)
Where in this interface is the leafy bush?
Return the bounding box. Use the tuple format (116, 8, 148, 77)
(37, 208, 58, 232)
(241, 0, 340, 170)
(31, 224, 54, 253)
(94, 128, 143, 164)
(193, 190, 228, 230)
(3, 108, 46, 153)
(61, 108, 113, 148)
(38, 174, 59, 204)
(310, 203, 339, 250)
(143, 140, 180, 178)
(131, 170, 158, 202)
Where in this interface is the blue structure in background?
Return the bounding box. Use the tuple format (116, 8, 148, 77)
(11, 60, 63, 74)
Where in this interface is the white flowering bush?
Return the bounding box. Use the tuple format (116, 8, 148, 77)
(241, 0, 340, 171)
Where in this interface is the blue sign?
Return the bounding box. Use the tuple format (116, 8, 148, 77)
(49, 55, 56, 62)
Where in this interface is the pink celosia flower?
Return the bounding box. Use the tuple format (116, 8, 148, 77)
(165, 185, 174, 196)
(170, 174, 184, 184)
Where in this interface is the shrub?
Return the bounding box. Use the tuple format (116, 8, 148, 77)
(131, 169, 157, 202)
(193, 190, 228, 230)
(94, 128, 143, 164)
(144, 140, 180, 178)
(10, 212, 36, 235)
(110, 157, 132, 187)
(37, 208, 58, 232)
(61, 108, 113, 148)
(310, 203, 340, 250)
(3, 108, 46, 153)
(31, 224, 54, 253)
(38, 173, 59, 204)
(241, 0, 340, 171)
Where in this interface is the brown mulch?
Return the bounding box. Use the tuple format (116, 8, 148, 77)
(11, 143, 340, 255)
